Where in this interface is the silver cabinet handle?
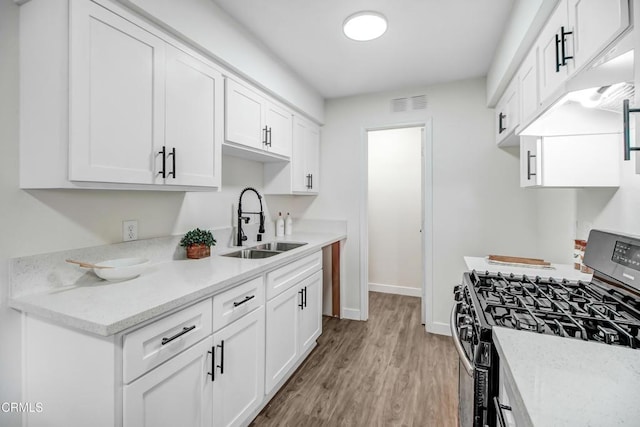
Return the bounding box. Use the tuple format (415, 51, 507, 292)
(450, 303, 474, 376)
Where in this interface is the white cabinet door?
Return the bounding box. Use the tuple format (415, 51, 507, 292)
(568, 0, 630, 71)
(495, 78, 519, 145)
(212, 307, 265, 427)
(265, 102, 292, 157)
(165, 45, 223, 187)
(124, 336, 213, 427)
(225, 79, 266, 151)
(538, 1, 571, 104)
(306, 123, 321, 193)
(520, 134, 620, 188)
(298, 271, 322, 355)
(520, 137, 542, 187)
(69, 0, 164, 184)
(519, 48, 539, 125)
(265, 284, 300, 393)
(291, 116, 320, 193)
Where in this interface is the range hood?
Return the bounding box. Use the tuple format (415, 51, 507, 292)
(520, 36, 634, 137)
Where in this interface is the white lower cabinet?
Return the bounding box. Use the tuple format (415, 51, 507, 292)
(21, 252, 324, 427)
(298, 271, 323, 354)
(265, 283, 300, 392)
(124, 336, 214, 427)
(265, 270, 322, 393)
(212, 306, 265, 427)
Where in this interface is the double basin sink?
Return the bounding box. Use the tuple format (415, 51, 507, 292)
(222, 241, 307, 259)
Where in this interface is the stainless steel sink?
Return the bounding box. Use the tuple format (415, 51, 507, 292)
(222, 249, 281, 259)
(221, 241, 307, 259)
(252, 242, 307, 252)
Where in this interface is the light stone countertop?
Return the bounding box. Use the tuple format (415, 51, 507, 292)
(464, 256, 592, 282)
(493, 327, 640, 427)
(9, 231, 344, 336)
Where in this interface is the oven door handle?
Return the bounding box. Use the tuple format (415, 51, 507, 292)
(450, 303, 475, 376)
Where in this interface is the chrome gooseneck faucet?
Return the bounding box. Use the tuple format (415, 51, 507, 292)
(237, 187, 265, 246)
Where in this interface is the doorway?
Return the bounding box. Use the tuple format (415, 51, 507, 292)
(362, 123, 433, 328)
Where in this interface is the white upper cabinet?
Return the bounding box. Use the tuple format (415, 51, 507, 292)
(20, 0, 223, 190)
(263, 115, 320, 195)
(568, 0, 630, 72)
(225, 79, 293, 160)
(537, 1, 572, 104)
(69, 0, 165, 185)
(225, 79, 266, 151)
(265, 102, 293, 157)
(520, 134, 620, 188)
(292, 117, 320, 193)
(536, 0, 630, 106)
(495, 77, 520, 146)
(519, 48, 539, 126)
(164, 45, 223, 188)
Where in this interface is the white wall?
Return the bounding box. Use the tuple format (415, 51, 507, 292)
(368, 127, 422, 292)
(304, 77, 542, 329)
(120, 0, 324, 123)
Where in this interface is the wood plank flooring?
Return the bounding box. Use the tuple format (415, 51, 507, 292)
(251, 292, 459, 426)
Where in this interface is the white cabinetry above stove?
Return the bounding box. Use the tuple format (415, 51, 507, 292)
(20, 0, 223, 191)
(520, 135, 620, 188)
(494, 0, 630, 147)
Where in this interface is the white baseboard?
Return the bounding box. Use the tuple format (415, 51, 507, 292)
(341, 308, 361, 320)
(427, 321, 451, 336)
(368, 282, 421, 297)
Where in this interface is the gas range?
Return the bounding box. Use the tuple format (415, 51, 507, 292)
(470, 271, 640, 348)
(452, 229, 640, 427)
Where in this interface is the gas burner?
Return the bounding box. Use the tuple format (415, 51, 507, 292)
(595, 325, 620, 345)
(469, 268, 640, 349)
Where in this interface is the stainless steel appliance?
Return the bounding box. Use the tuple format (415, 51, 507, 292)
(452, 229, 640, 427)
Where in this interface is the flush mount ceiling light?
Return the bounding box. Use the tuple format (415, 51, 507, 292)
(343, 11, 387, 41)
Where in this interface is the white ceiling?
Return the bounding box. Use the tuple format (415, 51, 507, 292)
(211, 0, 515, 99)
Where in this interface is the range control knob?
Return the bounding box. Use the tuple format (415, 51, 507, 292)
(454, 285, 463, 301)
(457, 314, 472, 327)
(459, 325, 472, 342)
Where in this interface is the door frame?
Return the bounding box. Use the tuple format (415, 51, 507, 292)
(359, 119, 434, 331)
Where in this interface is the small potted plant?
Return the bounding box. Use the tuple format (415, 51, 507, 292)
(180, 228, 216, 259)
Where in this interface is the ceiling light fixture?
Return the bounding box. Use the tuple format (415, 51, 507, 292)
(343, 11, 387, 41)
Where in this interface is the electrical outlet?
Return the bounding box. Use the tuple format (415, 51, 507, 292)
(123, 220, 138, 242)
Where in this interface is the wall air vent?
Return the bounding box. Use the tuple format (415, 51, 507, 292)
(391, 95, 427, 113)
(411, 95, 427, 110)
(391, 97, 408, 113)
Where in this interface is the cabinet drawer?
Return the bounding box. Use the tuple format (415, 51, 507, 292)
(212, 276, 264, 332)
(266, 251, 322, 300)
(123, 299, 212, 384)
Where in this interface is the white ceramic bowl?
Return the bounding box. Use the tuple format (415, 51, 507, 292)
(93, 258, 149, 281)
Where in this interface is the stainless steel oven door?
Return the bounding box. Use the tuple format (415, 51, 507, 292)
(451, 303, 475, 427)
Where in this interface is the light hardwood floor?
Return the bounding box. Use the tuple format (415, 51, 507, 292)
(252, 292, 459, 426)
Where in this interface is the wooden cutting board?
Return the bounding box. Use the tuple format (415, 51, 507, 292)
(488, 255, 551, 267)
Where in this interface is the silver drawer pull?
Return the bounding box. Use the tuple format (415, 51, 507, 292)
(161, 325, 196, 345)
(233, 295, 255, 307)
(494, 397, 512, 427)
